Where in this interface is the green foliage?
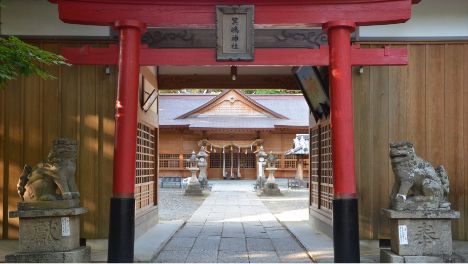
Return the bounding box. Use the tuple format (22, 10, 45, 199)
(0, 36, 70, 88)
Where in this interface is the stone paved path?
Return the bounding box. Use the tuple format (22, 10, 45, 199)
(154, 189, 313, 263)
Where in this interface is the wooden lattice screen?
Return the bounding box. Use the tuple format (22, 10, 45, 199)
(310, 126, 320, 208)
(135, 122, 157, 214)
(310, 120, 333, 219)
(159, 154, 180, 168)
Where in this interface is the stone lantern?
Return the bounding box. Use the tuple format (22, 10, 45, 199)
(197, 146, 209, 188)
(255, 146, 267, 189)
(285, 134, 309, 187)
(261, 151, 281, 196)
(185, 150, 202, 195)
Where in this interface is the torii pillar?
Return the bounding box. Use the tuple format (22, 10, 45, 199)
(108, 19, 146, 263)
(324, 21, 359, 262)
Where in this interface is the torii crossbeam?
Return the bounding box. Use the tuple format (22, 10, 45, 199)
(62, 44, 407, 66)
(51, 0, 419, 262)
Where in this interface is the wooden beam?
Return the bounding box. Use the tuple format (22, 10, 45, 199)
(158, 74, 299, 90)
(61, 45, 408, 66)
(142, 28, 328, 48)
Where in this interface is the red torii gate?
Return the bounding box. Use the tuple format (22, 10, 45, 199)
(51, 0, 419, 262)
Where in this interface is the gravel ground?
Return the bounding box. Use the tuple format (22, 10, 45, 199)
(259, 187, 309, 215)
(157, 179, 310, 222)
(158, 187, 208, 221)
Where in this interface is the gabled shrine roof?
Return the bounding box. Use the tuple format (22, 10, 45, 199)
(159, 90, 310, 130)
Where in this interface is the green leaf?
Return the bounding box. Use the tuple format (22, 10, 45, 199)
(0, 36, 70, 89)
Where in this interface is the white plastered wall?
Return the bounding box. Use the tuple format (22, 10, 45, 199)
(0, 0, 110, 37)
(359, 0, 468, 39)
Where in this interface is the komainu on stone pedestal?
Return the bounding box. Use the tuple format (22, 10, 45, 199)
(6, 139, 90, 263)
(17, 138, 80, 202)
(381, 141, 460, 263)
(389, 141, 450, 211)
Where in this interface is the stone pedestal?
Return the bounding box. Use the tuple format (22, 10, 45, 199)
(6, 203, 90, 263)
(261, 168, 281, 196)
(381, 209, 460, 263)
(185, 168, 203, 196)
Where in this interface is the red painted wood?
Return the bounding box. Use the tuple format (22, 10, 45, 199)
(61, 45, 407, 66)
(324, 21, 357, 197)
(112, 21, 146, 197)
(53, 0, 413, 27)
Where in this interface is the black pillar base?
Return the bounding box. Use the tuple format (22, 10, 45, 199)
(108, 197, 135, 263)
(333, 197, 360, 263)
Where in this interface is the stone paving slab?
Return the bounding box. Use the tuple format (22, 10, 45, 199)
(248, 251, 281, 263)
(154, 249, 190, 263)
(173, 225, 202, 238)
(279, 251, 315, 263)
(200, 225, 223, 236)
(164, 237, 196, 250)
(271, 237, 306, 252)
(219, 238, 247, 251)
(246, 238, 275, 251)
(153, 189, 313, 263)
(185, 249, 218, 263)
(192, 236, 221, 251)
(218, 251, 249, 263)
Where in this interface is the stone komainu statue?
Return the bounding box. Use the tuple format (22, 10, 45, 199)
(389, 141, 450, 210)
(17, 139, 79, 202)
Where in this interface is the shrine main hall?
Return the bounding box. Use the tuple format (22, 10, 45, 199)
(158, 89, 310, 180)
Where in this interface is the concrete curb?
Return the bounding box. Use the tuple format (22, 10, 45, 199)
(281, 220, 334, 263)
(134, 220, 185, 262)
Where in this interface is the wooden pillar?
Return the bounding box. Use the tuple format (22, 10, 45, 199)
(222, 146, 225, 178)
(230, 147, 233, 178)
(237, 147, 241, 178)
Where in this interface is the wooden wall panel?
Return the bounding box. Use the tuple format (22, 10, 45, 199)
(425, 45, 445, 166)
(354, 43, 468, 240)
(41, 43, 61, 158)
(370, 63, 390, 238)
(98, 65, 116, 238)
(464, 43, 468, 243)
(60, 52, 80, 140)
(0, 41, 116, 239)
(6, 78, 23, 239)
(444, 44, 465, 239)
(79, 66, 99, 236)
(353, 65, 373, 238)
(406, 45, 427, 156)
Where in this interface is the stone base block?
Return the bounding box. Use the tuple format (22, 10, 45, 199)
(380, 249, 448, 263)
(380, 249, 404, 263)
(5, 246, 91, 263)
(382, 209, 459, 256)
(260, 183, 281, 196)
(185, 184, 203, 196)
(17, 199, 80, 210)
(14, 209, 87, 253)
